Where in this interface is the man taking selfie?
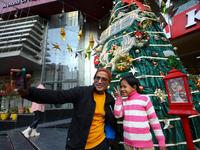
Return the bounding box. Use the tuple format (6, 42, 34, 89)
(10, 68, 120, 150)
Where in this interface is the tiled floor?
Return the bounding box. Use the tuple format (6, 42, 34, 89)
(0, 118, 71, 150)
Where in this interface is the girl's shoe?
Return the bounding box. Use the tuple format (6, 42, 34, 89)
(30, 128, 40, 137)
(22, 127, 31, 138)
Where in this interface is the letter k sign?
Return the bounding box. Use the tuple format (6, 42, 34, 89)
(185, 8, 200, 28)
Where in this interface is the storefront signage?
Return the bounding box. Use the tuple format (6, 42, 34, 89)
(2, 0, 36, 9)
(0, 0, 56, 14)
(164, 4, 200, 39)
(185, 8, 200, 28)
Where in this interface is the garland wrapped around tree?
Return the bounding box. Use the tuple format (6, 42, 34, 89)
(93, 0, 200, 149)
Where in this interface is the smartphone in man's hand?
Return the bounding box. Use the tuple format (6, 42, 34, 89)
(15, 68, 27, 89)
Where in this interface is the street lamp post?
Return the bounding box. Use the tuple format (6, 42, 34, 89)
(162, 68, 199, 150)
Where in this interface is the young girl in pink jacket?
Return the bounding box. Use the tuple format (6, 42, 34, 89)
(22, 84, 45, 138)
(113, 76, 166, 150)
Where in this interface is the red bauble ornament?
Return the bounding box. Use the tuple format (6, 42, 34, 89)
(94, 56, 99, 66)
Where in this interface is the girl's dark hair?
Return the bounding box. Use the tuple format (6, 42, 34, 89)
(120, 75, 141, 93)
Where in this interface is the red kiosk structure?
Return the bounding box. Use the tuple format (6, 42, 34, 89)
(162, 68, 199, 150)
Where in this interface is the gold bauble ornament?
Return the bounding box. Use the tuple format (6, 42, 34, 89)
(135, 49, 140, 53)
(173, 47, 177, 51)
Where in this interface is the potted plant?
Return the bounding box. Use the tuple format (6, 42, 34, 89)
(9, 106, 18, 120)
(9, 106, 18, 113)
(0, 77, 20, 118)
(0, 97, 9, 120)
(25, 106, 30, 113)
(18, 98, 26, 114)
(0, 107, 7, 120)
(0, 78, 8, 120)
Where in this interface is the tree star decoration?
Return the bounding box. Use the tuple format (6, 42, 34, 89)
(85, 44, 92, 60)
(67, 44, 72, 53)
(78, 29, 82, 42)
(89, 33, 95, 49)
(52, 43, 61, 51)
(163, 119, 174, 133)
(154, 89, 166, 103)
(129, 67, 138, 75)
(60, 26, 66, 41)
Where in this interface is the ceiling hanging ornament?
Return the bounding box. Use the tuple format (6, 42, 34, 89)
(85, 44, 92, 60)
(52, 43, 61, 51)
(154, 89, 166, 103)
(75, 44, 84, 58)
(89, 33, 95, 49)
(93, 39, 103, 51)
(78, 29, 82, 42)
(67, 44, 72, 53)
(60, 26, 66, 41)
(157, 0, 179, 29)
(95, 45, 103, 54)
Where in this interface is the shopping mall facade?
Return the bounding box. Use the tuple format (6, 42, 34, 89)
(0, 0, 199, 110)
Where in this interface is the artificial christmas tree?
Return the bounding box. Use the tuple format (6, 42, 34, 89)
(93, 0, 200, 149)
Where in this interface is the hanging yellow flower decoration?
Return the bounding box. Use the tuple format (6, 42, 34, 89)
(78, 29, 82, 42)
(60, 26, 66, 41)
(67, 44, 72, 53)
(85, 44, 92, 60)
(118, 66, 124, 71)
(89, 33, 95, 49)
(96, 45, 103, 53)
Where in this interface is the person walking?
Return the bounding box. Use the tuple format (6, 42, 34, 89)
(10, 68, 120, 150)
(22, 84, 45, 138)
(113, 75, 166, 150)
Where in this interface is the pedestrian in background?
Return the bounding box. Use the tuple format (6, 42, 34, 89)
(22, 84, 45, 138)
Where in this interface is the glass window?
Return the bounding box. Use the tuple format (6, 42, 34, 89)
(42, 11, 80, 109)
